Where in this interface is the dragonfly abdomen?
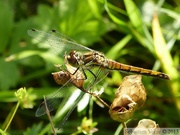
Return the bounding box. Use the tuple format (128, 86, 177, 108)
(107, 59, 170, 80)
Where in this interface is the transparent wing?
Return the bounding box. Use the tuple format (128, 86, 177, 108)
(35, 80, 82, 117)
(57, 92, 85, 129)
(81, 65, 109, 93)
(36, 66, 109, 115)
(27, 29, 93, 56)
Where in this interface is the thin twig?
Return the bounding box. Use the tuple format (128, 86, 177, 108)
(44, 96, 57, 135)
(93, 94, 110, 108)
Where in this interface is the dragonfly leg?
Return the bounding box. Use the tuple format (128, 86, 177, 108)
(71, 66, 88, 81)
(87, 68, 97, 80)
(71, 66, 80, 75)
(70, 65, 97, 81)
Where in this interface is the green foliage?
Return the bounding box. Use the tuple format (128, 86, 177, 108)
(0, 1, 14, 53)
(0, 0, 179, 134)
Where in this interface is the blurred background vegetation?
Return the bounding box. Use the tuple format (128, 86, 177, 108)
(0, 0, 180, 134)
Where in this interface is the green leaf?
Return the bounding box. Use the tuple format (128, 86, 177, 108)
(23, 123, 43, 135)
(152, 13, 177, 78)
(0, 90, 15, 102)
(124, 0, 143, 34)
(56, 0, 110, 44)
(0, 129, 6, 135)
(88, 0, 103, 19)
(29, 0, 111, 47)
(106, 35, 132, 59)
(0, 1, 14, 53)
(104, 0, 127, 26)
(152, 13, 180, 113)
(0, 58, 19, 90)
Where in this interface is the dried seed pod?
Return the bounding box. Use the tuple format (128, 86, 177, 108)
(109, 75, 146, 122)
(52, 63, 85, 89)
(52, 71, 71, 85)
(131, 119, 160, 135)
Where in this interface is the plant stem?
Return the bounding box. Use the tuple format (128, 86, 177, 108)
(3, 101, 20, 132)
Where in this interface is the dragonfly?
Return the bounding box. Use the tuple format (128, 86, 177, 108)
(27, 29, 170, 80)
(27, 29, 170, 127)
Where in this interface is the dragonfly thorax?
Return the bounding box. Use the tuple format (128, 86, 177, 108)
(92, 51, 109, 67)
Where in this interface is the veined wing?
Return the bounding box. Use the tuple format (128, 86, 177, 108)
(36, 62, 86, 117)
(35, 80, 83, 117)
(84, 65, 109, 92)
(36, 64, 109, 128)
(57, 91, 85, 129)
(36, 87, 86, 129)
(27, 29, 93, 56)
(36, 65, 88, 129)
